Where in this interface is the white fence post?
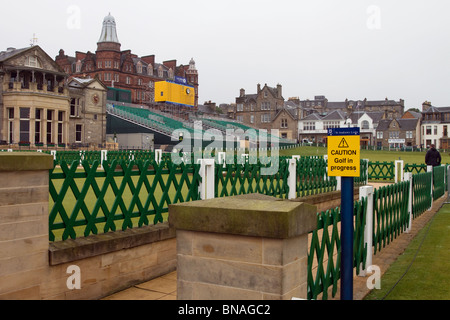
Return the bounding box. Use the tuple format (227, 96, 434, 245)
(155, 149, 162, 164)
(288, 159, 297, 200)
(51, 150, 57, 160)
(198, 159, 215, 200)
(404, 172, 413, 234)
(395, 160, 404, 183)
(336, 177, 342, 191)
(101, 150, 108, 170)
(218, 151, 226, 168)
(427, 165, 433, 211)
(359, 185, 374, 277)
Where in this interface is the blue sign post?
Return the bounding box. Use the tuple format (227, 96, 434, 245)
(327, 127, 360, 301)
(340, 176, 354, 300)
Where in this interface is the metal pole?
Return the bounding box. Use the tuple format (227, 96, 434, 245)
(341, 176, 354, 300)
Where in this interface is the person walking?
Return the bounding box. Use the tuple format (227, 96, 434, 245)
(425, 144, 441, 167)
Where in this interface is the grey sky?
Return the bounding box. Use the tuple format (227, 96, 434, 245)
(2, 0, 450, 110)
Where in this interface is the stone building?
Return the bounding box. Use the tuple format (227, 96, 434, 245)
(0, 46, 70, 146)
(421, 101, 450, 149)
(299, 96, 405, 120)
(375, 117, 421, 149)
(67, 77, 108, 147)
(55, 13, 199, 110)
(234, 83, 285, 131)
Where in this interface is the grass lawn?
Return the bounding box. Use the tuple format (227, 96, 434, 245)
(279, 145, 449, 165)
(364, 204, 450, 300)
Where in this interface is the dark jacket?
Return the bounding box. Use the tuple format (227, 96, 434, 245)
(425, 147, 441, 167)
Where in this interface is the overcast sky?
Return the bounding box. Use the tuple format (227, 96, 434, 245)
(2, 0, 450, 110)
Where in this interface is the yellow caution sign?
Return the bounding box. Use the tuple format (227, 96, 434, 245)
(327, 128, 361, 177)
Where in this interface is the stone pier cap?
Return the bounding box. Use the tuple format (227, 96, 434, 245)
(169, 194, 317, 239)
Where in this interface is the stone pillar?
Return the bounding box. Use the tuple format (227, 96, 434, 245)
(0, 153, 53, 299)
(169, 193, 317, 300)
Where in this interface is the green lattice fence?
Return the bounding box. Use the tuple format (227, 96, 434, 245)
(368, 161, 395, 181)
(296, 157, 337, 198)
(49, 159, 201, 241)
(307, 197, 367, 300)
(372, 181, 410, 255)
(214, 159, 290, 199)
(412, 171, 432, 219)
(433, 165, 446, 200)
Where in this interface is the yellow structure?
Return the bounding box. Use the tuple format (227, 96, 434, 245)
(154, 81, 195, 107)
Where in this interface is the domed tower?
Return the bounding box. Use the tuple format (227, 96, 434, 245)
(97, 13, 121, 52)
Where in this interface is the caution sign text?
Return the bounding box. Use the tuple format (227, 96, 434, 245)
(327, 128, 361, 177)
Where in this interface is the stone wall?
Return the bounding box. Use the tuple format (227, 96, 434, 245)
(0, 153, 176, 300)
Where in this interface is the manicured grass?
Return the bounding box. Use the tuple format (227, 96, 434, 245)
(279, 146, 441, 165)
(364, 204, 450, 300)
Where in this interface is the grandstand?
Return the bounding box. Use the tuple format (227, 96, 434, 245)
(106, 102, 296, 148)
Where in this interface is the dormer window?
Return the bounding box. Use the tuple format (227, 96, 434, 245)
(26, 56, 42, 68)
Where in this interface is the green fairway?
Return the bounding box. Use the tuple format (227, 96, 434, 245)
(279, 146, 447, 166)
(364, 203, 450, 300)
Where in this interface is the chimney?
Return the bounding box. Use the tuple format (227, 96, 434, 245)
(240, 88, 245, 97)
(277, 84, 282, 98)
(257, 83, 261, 93)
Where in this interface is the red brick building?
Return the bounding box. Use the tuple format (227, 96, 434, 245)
(55, 13, 199, 110)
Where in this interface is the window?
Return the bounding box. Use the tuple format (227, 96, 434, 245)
(76, 60, 82, 73)
(406, 131, 413, 139)
(114, 61, 119, 69)
(250, 115, 254, 124)
(98, 61, 102, 68)
(75, 124, 82, 143)
(19, 108, 30, 142)
(377, 131, 383, 139)
(57, 111, 64, 144)
(303, 122, 316, 131)
(236, 104, 244, 112)
(114, 74, 120, 82)
(26, 56, 42, 68)
(324, 121, 340, 130)
(236, 116, 243, 123)
(361, 120, 370, 130)
(47, 110, 53, 143)
(126, 77, 131, 85)
(261, 114, 271, 123)
(444, 126, 448, 137)
(105, 61, 111, 68)
(389, 131, 400, 139)
(281, 119, 288, 128)
(261, 102, 271, 110)
(35, 109, 42, 143)
(138, 79, 143, 86)
(426, 126, 432, 135)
